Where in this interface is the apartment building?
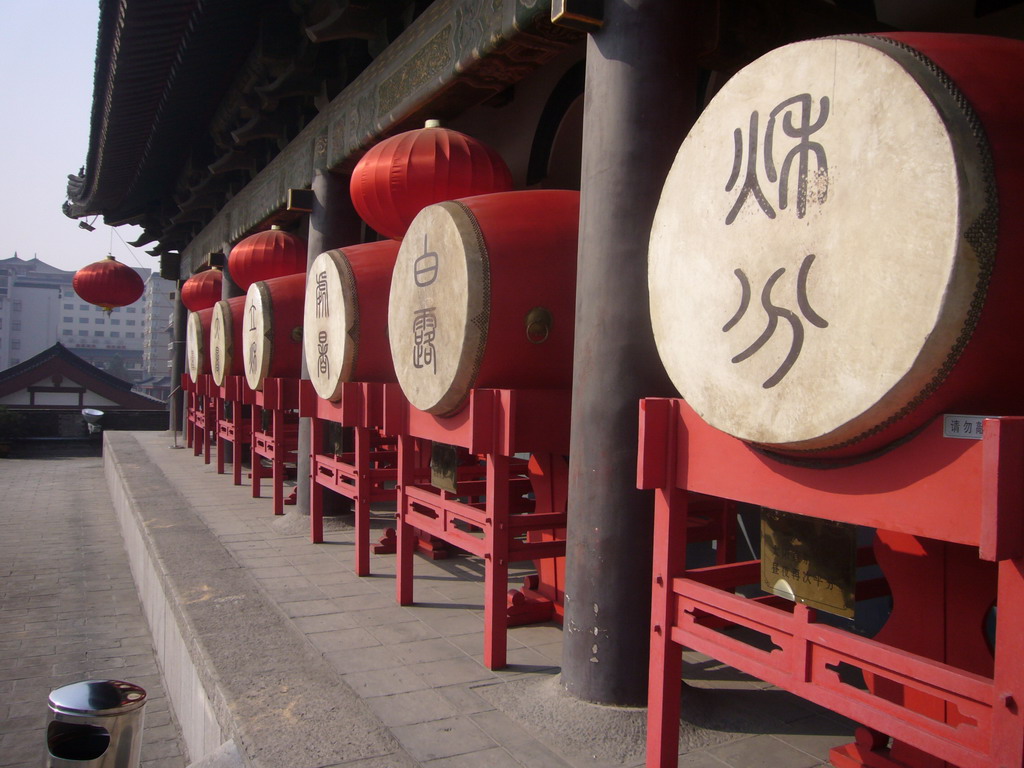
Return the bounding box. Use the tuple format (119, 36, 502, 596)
(0, 253, 174, 389)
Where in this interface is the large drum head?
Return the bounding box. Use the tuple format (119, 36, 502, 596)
(185, 311, 207, 383)
(304, 250, 358, 401)
(649, 36, 992, 452)
(388, 202, 489, 416)
(210, 300, 233, 387)
(242, 282, 273, 391)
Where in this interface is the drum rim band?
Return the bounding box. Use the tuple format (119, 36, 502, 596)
(211, 299, 234, 387)
(187, 310, 206, 383)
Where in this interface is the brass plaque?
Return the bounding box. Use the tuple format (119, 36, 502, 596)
(430, 442, 459, 494)
(760, 508, 856, 619)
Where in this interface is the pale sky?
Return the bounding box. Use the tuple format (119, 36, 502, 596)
(0, 1, 148, 273)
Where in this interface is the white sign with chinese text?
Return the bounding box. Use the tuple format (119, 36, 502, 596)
(942, 414, 991, 440)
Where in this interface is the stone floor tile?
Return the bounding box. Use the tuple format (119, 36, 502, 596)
(365, 688, 458, 727)
(307, 627, 382, 653)
(417, 610, 485, 637)
(410, 656, 499, 687)
(506, 623, 564, 646)
(320, 579, 384, 599)
(368, 618, 441, 645)
(290, 611, 361, 632)
(390, 716, 497, 762)
(331, 592, 400, 613)
(423, 746, 523, 767)
(342, 666, 431, 699)
(704, 734, 823, 768)
(347, 605, 419, 628)
(770, 717, 856, 762)
(279, 598, 349, 619)
(474, 646, 556, 673)
(676, 752, 731, 767)
(391, 637, 466, 665)
(438, 682, 499, 715)
(249, 565, 302, 579)
(322, 644, 404, 674)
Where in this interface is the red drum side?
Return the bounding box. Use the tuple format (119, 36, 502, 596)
(469, 191, 580, 391)
(304, 241, 401, 401)
(242, 273, 306, 391)
(389, 190, 580, 416)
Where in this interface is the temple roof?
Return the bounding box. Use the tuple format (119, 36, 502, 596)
(63, 0, 260, 227)
(63, 0, 441, 262)
(0, 343, 165, 410)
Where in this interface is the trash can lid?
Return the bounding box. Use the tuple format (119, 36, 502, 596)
(48, 680, 147, 716)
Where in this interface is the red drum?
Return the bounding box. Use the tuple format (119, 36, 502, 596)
(242, 273, 306, 391)
(303, 241, 401, 400)
(210, 296, 247, 387)
(389, 190, 580, 416)
(185, 308, 214, 384)
(648, 33, 1024, 457)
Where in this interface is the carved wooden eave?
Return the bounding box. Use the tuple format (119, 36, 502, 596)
(175, 0, 581, 279)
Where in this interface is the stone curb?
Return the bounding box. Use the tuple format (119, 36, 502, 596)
(104, 431, 417, 768)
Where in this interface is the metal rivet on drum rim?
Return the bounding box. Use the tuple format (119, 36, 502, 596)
(525, 307, 552, 344)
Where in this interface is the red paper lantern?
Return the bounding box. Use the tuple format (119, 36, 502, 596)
(228, 226, 307, 291)
(73, 255, 145, 312)
(180, 268, 223, 312)
(350, 121, 513, 240)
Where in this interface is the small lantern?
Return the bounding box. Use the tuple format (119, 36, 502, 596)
(350, 120, 513, 240)
(228, 226, 307, 291)
(73, 255, 144, 312)
(181, 267, 223, 312)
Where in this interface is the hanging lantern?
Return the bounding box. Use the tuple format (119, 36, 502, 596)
(73, 255, 144, 312)
(227, 226, 307, 291)
(350, 120, 513, 240)
(180, 268, 223, 312)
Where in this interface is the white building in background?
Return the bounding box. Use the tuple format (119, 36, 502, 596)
(0, 254, 175, 395)
(139, 272, 176, 402)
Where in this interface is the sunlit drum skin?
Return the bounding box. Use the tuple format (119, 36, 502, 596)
(648, 33, 1024, 458)
(303, 241, 402, 401)
(210, 296, 247, 387)
(185, 308, 214, 384)
(388, 190, 580, 417)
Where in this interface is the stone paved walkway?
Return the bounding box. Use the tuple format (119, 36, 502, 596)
(0, 452, 187, 768)
(1, 434, 856, 768)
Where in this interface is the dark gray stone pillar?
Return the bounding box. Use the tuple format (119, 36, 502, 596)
(221, 256, 244, 300)
(219, 255, 243, 463)
(169, 283, 187, 434)
(562, 0, 698, 706)
(296, 169, 363, 515)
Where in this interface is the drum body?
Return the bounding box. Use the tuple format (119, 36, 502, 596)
(242, 273, 306, 391)
(185, 308, 214, 384)
(210, 296, 247, 387)
(303, 241, 401, 401)
(648, 33, 1024, 458)
(389, 190, 580, 416)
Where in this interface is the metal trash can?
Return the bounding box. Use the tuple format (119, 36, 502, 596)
(46, 680, 147, 767)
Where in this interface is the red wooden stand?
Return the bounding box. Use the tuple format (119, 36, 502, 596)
(388, 388, 571, 670)
(300, 380, 406, 575)
(639, 398, 1024, 768)
(183, 374, 196, 448)
(186, 375, 216, 463)
(215, 376, 252, 486)
(246, 377, 300, 516)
